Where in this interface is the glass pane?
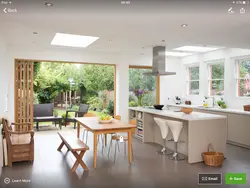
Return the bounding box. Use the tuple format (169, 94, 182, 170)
(211, 64, 224, 79)
(129, 68, 156, 106)
(188, 81, 199, 95)
(189, 67, 199, 80)
(238, 60, 250, 78)
(238, 79, 250, 97)
(210, 80, 224, 96)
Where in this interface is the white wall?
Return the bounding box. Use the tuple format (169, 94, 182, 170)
(0, 33, 8, 175)
(178, 48, 250, 109)
(160, 57, 182, 105)
(0, 34, 9, 119)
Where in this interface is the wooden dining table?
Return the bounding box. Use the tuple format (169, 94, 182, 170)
(75, 117, 136, 168)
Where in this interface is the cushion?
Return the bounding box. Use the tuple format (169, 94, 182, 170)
(11, 134, 31, 145)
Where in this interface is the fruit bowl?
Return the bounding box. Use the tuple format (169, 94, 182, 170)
(98, 115, 113, 124)
(98, 119, 113, 124)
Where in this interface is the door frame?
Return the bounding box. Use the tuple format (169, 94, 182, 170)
(14, 58, 117, 121)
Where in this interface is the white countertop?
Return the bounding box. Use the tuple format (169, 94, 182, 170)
(167, 104, 250, 115)
(128, 107, 227, 121)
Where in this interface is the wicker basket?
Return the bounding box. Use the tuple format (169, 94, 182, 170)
(243, 105, 250, 111)
(202, 144, 224, 167)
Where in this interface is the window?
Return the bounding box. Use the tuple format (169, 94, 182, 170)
(128, 66, 159, 107)
(208, 62, 224, 96)
(186, 66, 199, 95)
(236, 59, 250, 97)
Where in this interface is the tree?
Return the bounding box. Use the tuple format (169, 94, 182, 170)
(129, 68, 156, 91)
(81, 65, 114, 92)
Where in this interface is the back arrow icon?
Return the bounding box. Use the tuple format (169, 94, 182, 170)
(3, 8, 7, 13)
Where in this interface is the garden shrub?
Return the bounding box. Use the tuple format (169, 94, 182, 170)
(106, 100, 114, 115)
(102, 108, 109, 114)
(129, 101, 137, 107)
(87, 96, 103, 111)
(141, 92, 155, 106)
(129, 92, 138, 102)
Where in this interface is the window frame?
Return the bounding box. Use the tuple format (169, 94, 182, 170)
(207, 60, 225, 96)
(185, 63, 200, 96)
(235, 58, 250, 98)
(128, 65, 160, 105)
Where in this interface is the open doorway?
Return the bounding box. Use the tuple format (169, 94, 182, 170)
(14, 59, 116, 130)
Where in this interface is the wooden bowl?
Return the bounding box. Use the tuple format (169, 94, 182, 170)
(181, 107, 193, 114)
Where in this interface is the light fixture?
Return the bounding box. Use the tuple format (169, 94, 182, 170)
(161, 39, 165, 43)
(173, 46, 219, 52)
(45, 2, 53, 7)
(51, 33, 99, 48)
(181, 24, 188, 28)
(33, 32, 38, 35)
(165, 51, 192, 57)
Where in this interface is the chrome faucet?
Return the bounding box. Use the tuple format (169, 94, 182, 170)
(205, 96, 215, 108)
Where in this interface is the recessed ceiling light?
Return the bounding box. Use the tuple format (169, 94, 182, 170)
(109, 40, 112, 42)
(165, 51, 192, 57)
(45, 2, 53, 7)
(181, 24, 188, 28)
(161, 40, 165, 43)
(173, 46, 219, 52)
(141, 52, 144, 55)
(33, 32, 38, 35)
(51, 33, 99, 48)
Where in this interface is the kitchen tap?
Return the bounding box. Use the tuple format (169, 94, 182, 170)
(205, 96, 215, 108)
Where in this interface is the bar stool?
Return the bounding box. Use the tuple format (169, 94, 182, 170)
(166, 120, 185, 161)
(154, 117, 173, 155)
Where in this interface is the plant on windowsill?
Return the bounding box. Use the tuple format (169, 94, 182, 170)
(217, 98, 227, 109)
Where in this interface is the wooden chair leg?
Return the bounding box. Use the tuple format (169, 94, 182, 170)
(57, 141, 65, 151)
(71, 151, 88, 172)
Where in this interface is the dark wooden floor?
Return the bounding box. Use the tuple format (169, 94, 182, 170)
(0, 125, 250, 188)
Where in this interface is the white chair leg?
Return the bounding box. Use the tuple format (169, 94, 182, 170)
(108, 138, 113, 159)
(117, 140, 120, 152)
(86, 130, 89, 145)
(114, 141, 118, 163)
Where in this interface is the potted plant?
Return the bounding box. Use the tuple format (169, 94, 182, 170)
(53, 109, 59, 117)
(61, 113, 71, 126)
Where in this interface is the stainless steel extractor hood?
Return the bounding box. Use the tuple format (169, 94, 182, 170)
(144, 46, 176, 76)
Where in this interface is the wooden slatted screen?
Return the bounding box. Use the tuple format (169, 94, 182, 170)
(15, 60, 34, 131)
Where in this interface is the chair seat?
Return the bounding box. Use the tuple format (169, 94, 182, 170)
(11, 134, 31, 145)
(112, 135, 128, 141)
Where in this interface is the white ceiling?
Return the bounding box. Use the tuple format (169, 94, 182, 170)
(0, 0, 250, 56)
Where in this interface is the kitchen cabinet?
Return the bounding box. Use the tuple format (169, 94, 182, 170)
(227, 114, 250, 148)
(194, 108, 250, 148)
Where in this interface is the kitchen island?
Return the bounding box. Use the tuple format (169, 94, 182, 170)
(129, 107, 227, 164)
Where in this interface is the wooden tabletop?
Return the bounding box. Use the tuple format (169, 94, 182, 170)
(75, 117, 136, 131)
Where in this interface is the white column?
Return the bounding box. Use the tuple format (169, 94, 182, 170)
(116, 63, 129, 123)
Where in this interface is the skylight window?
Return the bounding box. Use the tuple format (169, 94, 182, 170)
(173, 46, 219, 52)
(51, 33, 99, 48)
(165, 51, 193, 57)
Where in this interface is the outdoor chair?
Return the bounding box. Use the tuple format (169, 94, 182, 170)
(65, 104, 89, 129)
